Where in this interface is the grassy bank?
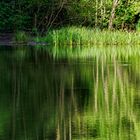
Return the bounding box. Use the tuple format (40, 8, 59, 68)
(15, 27, 140, 46)
(13, 31, 29, 44)
(35, 27, 140, 46)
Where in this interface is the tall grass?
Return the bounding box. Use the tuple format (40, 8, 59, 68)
(34, 27, 140, 46)
(13, 31, 29, 44)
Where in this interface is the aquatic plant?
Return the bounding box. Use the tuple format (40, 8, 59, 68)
(13, 31, 29, 44)
(35, 27, 140, 46)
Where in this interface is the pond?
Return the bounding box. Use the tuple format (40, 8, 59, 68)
(0, 46, 140, 140)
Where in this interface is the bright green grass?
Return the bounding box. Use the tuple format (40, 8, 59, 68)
(34, 27, 140, 46)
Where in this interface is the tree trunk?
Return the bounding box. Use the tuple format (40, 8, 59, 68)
(108, 0, 119, 30)
(95, 0, 98, 27)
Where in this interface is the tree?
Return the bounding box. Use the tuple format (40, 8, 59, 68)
(108, 0, 119, 29)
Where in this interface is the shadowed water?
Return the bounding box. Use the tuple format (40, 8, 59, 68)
(0, 46, 140, 140)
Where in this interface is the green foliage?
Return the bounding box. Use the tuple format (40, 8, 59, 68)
(13, 31, 29, 43)
(136, 20, 140, 31)
(35, 27, 140, 46)
(0, 1, 31, 31)
(0, 0, 140, 31)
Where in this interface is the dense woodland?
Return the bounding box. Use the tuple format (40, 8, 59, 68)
(0, 0, 140, 32)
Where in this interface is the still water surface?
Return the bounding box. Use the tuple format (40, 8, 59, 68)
(0, 46, 140, 140)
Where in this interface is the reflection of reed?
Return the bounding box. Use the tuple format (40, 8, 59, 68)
(63, 55, 140, 140)
(56, 123, 60, 140)
(12, 62, 23, 140)
(112, 57, 116, 107)
(8, 49, 140, 140)
(12, 65, 16, 140)
(56, 80, 64, 140)
(94, 57, 98, 112)
(101, 56, 109, 114)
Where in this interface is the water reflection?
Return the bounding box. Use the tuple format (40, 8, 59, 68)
(0, 46, 140, 140)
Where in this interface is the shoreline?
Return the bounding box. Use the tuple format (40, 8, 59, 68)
(1, 28, 140, 47)
(0, 33, 48, 46)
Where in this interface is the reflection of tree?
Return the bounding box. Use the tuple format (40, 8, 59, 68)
(0, 47, 140, 140)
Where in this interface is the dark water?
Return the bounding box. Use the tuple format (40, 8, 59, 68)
(0, 46, 140, 140)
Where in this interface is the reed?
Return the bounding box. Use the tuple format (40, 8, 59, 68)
(34, 27, 140, 46)
(13, 31, 29, 44)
